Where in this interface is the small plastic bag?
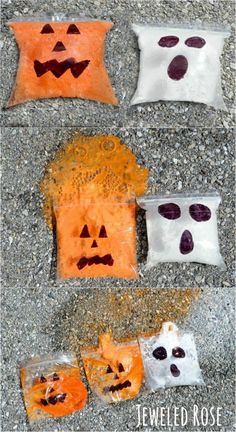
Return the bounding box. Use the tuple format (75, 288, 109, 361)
(81, 333, 144, 404)
(54, 200, 139, 279)
(137, 192, 225, 268)
(139, 322, 204, 391)
(7, 14, 118, 106)
(131, 24, 230, 109)
(40, 134, 149, 279)
(20, 352, 87, 422)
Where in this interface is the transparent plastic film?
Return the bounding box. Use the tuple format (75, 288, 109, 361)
(20, 352, 88, 422)
(81, 333, 144, 404)
(40, 134, 149, 279)
(7, 16, 117, 106)
(139, 322, 204, 392)
(137, 192, 225, 269)
(54, 200, 138, 279)
(131, 24, 230, 110)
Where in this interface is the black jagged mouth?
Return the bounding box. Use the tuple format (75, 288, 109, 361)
(77, 254, 114, 270)
(34, 58, 90, 78)
(103, 380, 132, 394)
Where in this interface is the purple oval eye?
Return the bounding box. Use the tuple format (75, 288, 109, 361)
(185, 36, 206, 48)
(189, 204, 211, 222)
(172, 347, 185, 358)
(152, 346, 167, 360)
(158, 35, 179, 48)
(158, 203, 181, 220)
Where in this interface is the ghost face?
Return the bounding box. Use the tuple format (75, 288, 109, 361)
(138, 194, 224, 268)
(139, 323, 204, 390)
(8, 21, 118, 106)
(132, 25, 228, 108)
(54, 202, 138, 279)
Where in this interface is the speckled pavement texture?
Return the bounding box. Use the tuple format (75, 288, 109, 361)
(1, 0, 235, 128)
(1, 0, 235, 431)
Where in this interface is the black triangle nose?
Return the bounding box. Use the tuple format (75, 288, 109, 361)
(53, 41, 66, 52)
(91, 240, 98, 248)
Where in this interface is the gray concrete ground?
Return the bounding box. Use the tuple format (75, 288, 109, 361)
(1, 0, 235, 128)
(1, 0, 235, 431)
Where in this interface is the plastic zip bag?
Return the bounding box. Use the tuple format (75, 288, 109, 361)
(20, 352, 87, 422)
(39, 133, 149, 279)
(139, 322, 204, 391)
(7, 14, 118, 106)
(81, 333, 144, 404)
(54, 200, 139, 279)
(131, 24, 230, 109)
(137, 192, 225, 269)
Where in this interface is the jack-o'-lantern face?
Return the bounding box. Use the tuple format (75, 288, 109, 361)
(33, 23, 90, 80)
(8, 20, 118, 106)
(77, 223, 114, 270)
(40, 134, 149, 280)
(21, 369, 88, 420)
(54, 201, 138, 279)
(82, 333, 144, 403)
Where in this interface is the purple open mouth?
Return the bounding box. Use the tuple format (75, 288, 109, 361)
(167, 55, 188, 80)
(170, 364, 180, 377)
(34, 58, 90, 78)
(103, 380, 131, 393)
(77, 254, 114, 270)
(179, 230, 194, 255)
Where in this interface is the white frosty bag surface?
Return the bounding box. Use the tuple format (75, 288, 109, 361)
(132, 24, 230, 109)
(138, 193, 225, 268)
(139, 322, 204, 390)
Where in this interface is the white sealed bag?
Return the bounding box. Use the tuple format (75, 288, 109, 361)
(137, 192, 225, 269)
(139, 322, 204, 391)
(131, 24, 230, 109)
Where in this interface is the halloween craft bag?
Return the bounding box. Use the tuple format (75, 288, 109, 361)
(20, 352, 88, 422)
(7, 14, 118, 106)
(139, 322, 204, 391)
(138, 192, 225, 269)
(40, 134, 149, 280)
(131, 24, 230, 109)
(81, 332, 144, 404)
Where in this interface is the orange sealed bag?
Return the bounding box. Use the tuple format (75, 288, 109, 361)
(40, 134, 149, 279)
(20, 352, 88, 422)
(82, 333, 144, 403)
(7, 15, 118, 106)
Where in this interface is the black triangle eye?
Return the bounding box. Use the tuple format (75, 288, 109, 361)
(99, 225, 107, 238)
(67, 24, 80, 34)
(106, 365, 113, 373)
(80, 224, 90, 238)
(41, 24, 54, 34)
(118, 363, 125, 372)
